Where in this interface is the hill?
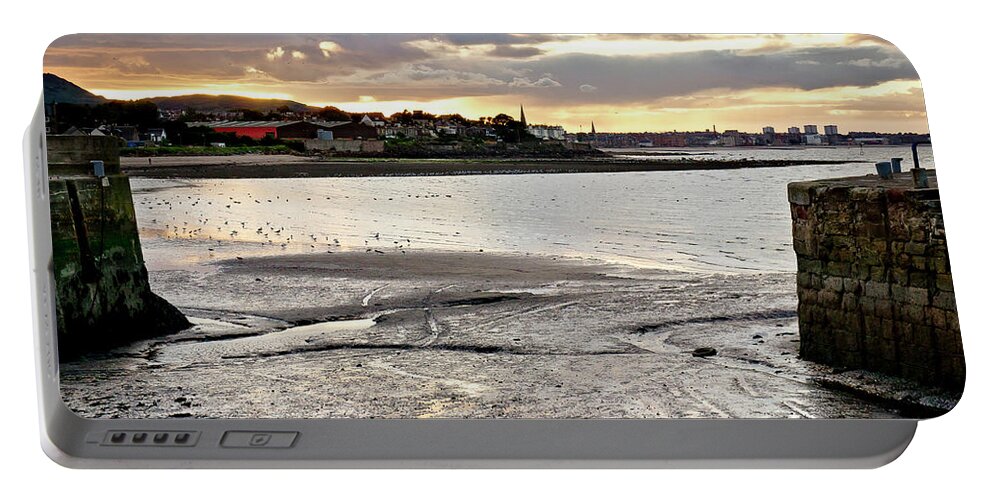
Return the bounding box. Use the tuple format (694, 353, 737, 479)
(43, 73, 108, 106)
(140, 94, 316, 113)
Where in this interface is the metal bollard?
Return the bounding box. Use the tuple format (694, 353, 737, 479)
(875, 161, 893, 179)
(891, 157, 903, 173)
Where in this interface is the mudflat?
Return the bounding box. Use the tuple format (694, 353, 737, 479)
(60, 250, 926, 419)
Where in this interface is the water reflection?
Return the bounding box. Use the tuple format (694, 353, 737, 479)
(132, 146, 936, 274)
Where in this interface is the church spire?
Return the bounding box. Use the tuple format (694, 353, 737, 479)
(519, 104, 527, 127)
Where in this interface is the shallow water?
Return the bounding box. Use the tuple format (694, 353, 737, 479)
(132, 145, 935, 274)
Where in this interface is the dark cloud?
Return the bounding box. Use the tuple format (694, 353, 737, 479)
(431, 33, 567, 47)
(45, 34, 920, 112)
(487, 45, 545, 58)
(488, 45, 919, 105)
(592, 34, 765, 42)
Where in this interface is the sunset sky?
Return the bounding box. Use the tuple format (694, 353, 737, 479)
(44, 34, 928, 133)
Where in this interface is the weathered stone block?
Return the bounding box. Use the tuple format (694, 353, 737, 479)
(870, 266, 888, 282)
(823, 276, 844, 293)
(905, 241, 927, 256)
(788, 186, 811, 206)
(929, 308, 947, 329)
(905, 287, 930, 306)
(865, 281, 890, 299)
(891, 268, 909, 286)
(874, 300, 894, 319)
(936, 273, 954, 292)
(933, 291, 957, 310)
(908, 271, 929, 289)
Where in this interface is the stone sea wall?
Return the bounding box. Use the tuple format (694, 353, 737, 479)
(788, 170, 964, 390)
(47, 136, 189, 358)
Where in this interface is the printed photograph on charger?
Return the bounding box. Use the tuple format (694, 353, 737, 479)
(43, 34, 963, 419)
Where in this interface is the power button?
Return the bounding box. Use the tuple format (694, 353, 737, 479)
(220, 431, 298, 448)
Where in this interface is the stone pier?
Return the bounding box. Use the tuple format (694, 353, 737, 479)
(47, 136, 190, 358)
(788, 170, 964, 391)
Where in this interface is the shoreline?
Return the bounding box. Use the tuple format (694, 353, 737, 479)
(120, 154, 855, 179)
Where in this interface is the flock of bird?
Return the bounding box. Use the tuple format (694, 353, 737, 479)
(135, 186, 433, 256)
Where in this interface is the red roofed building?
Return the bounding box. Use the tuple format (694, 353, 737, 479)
(186, 120, 323, 140)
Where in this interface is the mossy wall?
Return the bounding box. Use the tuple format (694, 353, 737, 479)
(47, 136, 189, 358)
(789, 171, 964, 390)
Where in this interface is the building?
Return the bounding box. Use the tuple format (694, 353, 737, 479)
(721, 130, 745, 147)
(788, 126, 801, 135)
(63, 126, 105, 137)
(359, 114, 386, 128)
(527, 125, 566, 141)
(187, 120, 324, 140)
(146, 128, 167, 143)
(382, 125, 422, 139)
(803, 124, 818, 135)
(313, 121, 378, 140)
(824, 125, 839, 136)
(762, 126, 775, 135)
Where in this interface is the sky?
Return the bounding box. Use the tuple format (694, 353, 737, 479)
(44, 34, 929, 133)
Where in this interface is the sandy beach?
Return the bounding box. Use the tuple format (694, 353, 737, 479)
(59, 249, 949, 419)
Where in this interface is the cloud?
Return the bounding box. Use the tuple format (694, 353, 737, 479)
(319, 41, 343, 57)
(591, 34, 757, 42)
(487, 45, 545, 58)
(433, 34, 566, 47)
(491, 45, 918, 105)
(839, 57, 904, 68)
(44, 33, 923, 129)
(844, 34, 892, 46)
(265, 47, 285, 61)
(509, 76, 562, 88)
(366, 64, 506, 88)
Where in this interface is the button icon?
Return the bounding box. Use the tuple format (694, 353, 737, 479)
(220, 431, 298, 449)
(249, 433, 272, 446)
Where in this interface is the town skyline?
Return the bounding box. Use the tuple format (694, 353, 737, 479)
(45, 34, 930, 134)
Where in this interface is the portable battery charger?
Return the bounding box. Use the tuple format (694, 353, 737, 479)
(26, 33, 962, 467)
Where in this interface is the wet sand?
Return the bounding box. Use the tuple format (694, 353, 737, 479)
(59, 250, 931, 419)
(120, 154, 850, 179)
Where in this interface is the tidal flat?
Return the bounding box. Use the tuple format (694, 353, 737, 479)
(61, 250, 912, 419)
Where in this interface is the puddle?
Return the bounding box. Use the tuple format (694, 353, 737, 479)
(278, 318, 378, 338)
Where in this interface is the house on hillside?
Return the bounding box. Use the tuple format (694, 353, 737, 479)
(146, 128, 167, 143)
(63, 126, 105, 137)
(359, 114, 387, 128)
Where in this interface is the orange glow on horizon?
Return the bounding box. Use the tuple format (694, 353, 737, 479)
(44, 34, 928, 134)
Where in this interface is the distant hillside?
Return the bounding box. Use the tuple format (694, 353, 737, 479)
(43, 74, 336, 116)
(140, 94, 316, 113)
(43, 73, 108, 106)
